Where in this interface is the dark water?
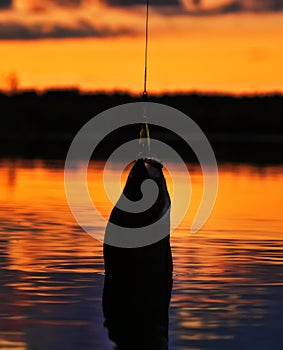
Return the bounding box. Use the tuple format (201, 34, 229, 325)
(0, 159, 283, 349)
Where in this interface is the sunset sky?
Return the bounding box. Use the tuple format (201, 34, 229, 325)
(0, 0, 283, 94)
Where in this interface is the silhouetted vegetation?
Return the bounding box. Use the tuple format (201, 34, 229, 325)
(1, 89, 282, 163)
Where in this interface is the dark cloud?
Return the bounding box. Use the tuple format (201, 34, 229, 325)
(184, 0, 283, 14)
(0, 0, 12, 9)
(249, 0, 283, 12)
(49, 0, 83, 6)
(103, 0, 283, 13)
(103, 0, 179, 6)
(0, 20, 135, 40)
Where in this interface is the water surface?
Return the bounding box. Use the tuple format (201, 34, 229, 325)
(0, 159, 283, 349)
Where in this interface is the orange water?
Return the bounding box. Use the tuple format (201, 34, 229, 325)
(0, 159, 282, 349)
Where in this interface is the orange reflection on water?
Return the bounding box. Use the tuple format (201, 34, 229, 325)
(0, 159, 283, 347)
(0, 337, 27, 350)
(0, 160, 283, 275)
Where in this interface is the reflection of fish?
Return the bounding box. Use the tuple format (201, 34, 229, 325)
(103, 158, 173, 350)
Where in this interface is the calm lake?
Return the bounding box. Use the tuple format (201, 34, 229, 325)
(0, 159, 283, 350)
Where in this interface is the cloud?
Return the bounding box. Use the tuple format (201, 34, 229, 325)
(180, 0, 283, 14)
(51, 0, 82, 5)
(2, 0, 283, 15)
(103, 0, 283, 14)
(0, 20, 135, 39)
(0, 0, 282, 41)
(0, 0, 12, 9)
(248, 0, 283, 12)
(103, 0, 179, 6)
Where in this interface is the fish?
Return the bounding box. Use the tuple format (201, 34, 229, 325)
(103, 157, 173, 350)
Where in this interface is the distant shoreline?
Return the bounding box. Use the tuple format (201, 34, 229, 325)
(1, 88, 282, 98)
(1, 90, 283, 163)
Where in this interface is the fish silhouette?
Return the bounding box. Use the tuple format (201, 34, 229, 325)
(103, 158, 173, 350)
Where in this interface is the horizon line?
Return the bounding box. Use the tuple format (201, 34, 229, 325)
(1, 86, 283, 98)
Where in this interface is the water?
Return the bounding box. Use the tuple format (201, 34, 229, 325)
(0, 159, 283, 350)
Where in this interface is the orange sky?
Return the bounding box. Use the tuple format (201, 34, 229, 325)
(0, 1, 283, 94)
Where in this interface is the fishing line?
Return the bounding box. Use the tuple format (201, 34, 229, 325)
(139, 0, 151, 155)
(143, 0, 149, 100)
